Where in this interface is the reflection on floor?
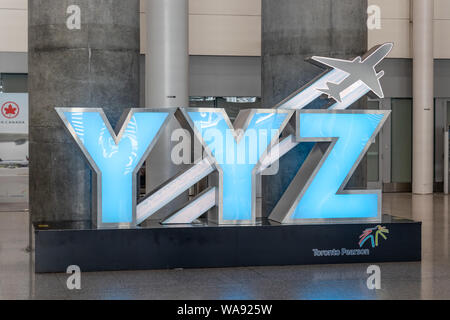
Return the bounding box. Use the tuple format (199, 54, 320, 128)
(0, 193, 448, 300)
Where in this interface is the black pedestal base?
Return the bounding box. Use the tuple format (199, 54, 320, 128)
(33, 215, 421, 273)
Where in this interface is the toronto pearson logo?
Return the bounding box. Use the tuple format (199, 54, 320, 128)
(358, 225, 389, 248)
(1, 101, 20, 119)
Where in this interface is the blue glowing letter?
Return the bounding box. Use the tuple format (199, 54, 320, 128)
(57, 108, 171, 227)
(269, 110, 390, 224)
(184, 109, 292, 224)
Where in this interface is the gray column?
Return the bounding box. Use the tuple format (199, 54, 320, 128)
(412, 0, 434, 194)
(29, 0, 140, 223)
(261, 0, 368, 217)
(145, 0, 189, 219)
(145, 0, 189, 107)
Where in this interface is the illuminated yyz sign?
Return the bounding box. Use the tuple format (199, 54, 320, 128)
(57, 43, 393, 228)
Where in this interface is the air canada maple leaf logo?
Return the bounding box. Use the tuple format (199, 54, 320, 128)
(1, 101, 19, 119)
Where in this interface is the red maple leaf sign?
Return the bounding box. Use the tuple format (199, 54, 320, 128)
(1, 101, 20, 119)
(4, 104, 16, 115)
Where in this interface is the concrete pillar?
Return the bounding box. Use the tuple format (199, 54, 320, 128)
(29, 0, 140, 222)
(261, 0, 368, 217)
(145, 0, 189, 219)
(412, 0, 434, 194)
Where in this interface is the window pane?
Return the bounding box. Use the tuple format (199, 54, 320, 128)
(391, 99, 412, 183)
(1, 74, 28, 93)
(367, 100, 380, 182)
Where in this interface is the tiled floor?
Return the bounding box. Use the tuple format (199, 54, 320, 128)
(0, 193, 449, 300)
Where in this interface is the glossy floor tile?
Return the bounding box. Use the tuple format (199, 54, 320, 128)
(1, 193, 450, 300)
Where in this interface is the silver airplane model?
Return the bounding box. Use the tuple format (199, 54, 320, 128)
(311, 43, 393, 103)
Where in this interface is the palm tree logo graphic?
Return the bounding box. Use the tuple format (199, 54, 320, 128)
(358, 225, 389, 248)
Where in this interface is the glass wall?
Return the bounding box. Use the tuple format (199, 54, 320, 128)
(447, 101, 450, 127)
(391, 99, 412, 184)
(367, 100, 380, 183)
(0, 74, 28, 93)
(189, 97, 261, 121)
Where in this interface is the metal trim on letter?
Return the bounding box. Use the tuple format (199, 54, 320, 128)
(56, 107, 175, 228)
(269, 109, 391, 224)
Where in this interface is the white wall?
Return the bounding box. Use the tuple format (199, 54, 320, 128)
(0, 0, 27, 52)
(369, 0, 450, 59)
(1, 0, 450, 59)
(0, 0, 261, 56)
(140, 0, 261, 56)
(434, 0, 450, 59)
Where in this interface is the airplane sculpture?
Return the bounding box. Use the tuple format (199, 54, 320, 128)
(311, 43, 393, 102)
